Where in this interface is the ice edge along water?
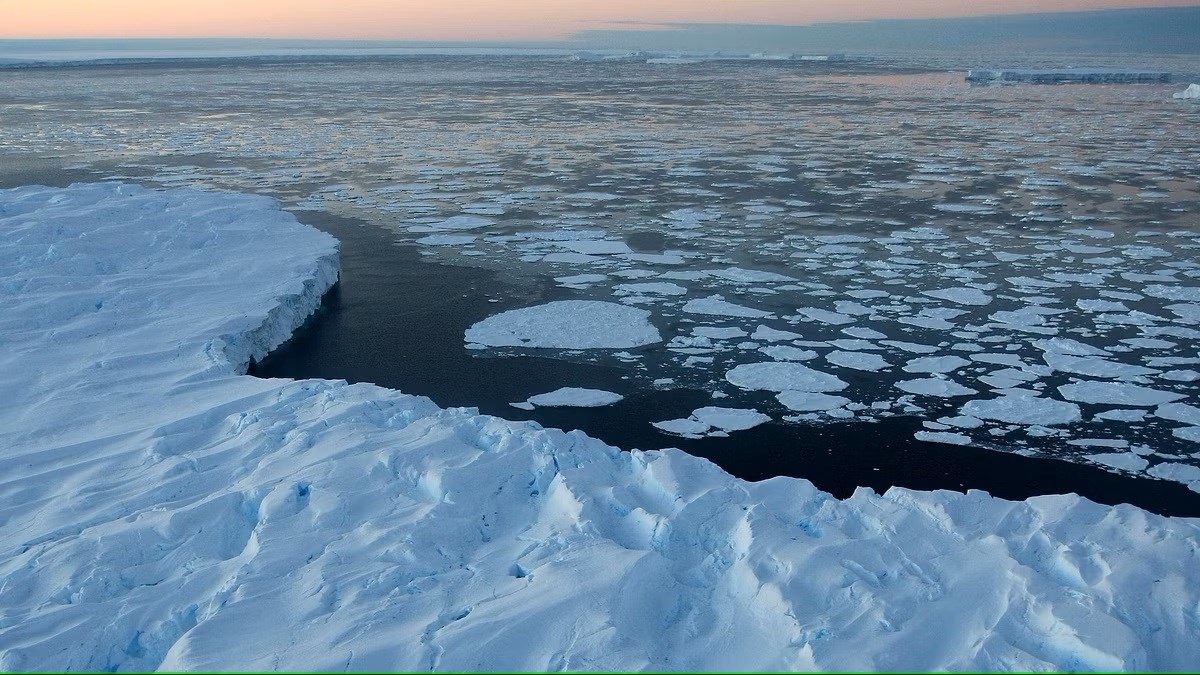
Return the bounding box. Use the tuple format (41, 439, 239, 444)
(1, 184, 1199, 672)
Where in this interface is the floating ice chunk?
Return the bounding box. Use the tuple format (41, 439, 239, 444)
(915, 431, 972, 445)
(526, 387, 624, 408)
(1058, 382, 1184, 406)
(693, 326, 747, 339)
(962, 394, 1082, 426)
(1155, 403, 1200, 426)
(1174, 83, 1200, 99)
(752, 325, 802, 341)
(653, 406, 770, 437)
(903, 356, 971, 374)
(1096, 409, 1147, 422)
(1147, 462, 1200, 483)
(558, 239, 633, 255)
(542, 252, 603, 264)
(940, 415, 985, 429)
(797, 307, 854, 325)
(465, 301, 661, 349)
(614, 282, 687, 296)
(416, 233, 476, 246)
(775, 391, 851, 412)
(726, 362, 849, 392)
(1077, 299, 1129, 312)
(1162, 369, 1200, 382)
(662, 207, 719, 228)
(1034, 337, 1110, 356)
(843, 326, 887, 340)
(652, 418, 709, 437)
(425, 214, 493, 230)
(826, 350, 891, 371)
(1042, 353, 1158, 379)
(683, 295, 773, 318)
(1143, 285, 1200, 302)
(760, 345, 818, 361)
(692, 406, 771, 431)
(882, 340, 940, 354)
(1087, 453, 1150, 472)
(896, 378, 977, 397)
(708, 267, 797, 283)
(923, 287, 992, 306)
(555, 273, 608, 286)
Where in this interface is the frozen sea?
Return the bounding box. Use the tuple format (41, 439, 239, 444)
(3, 52, 1200, 511)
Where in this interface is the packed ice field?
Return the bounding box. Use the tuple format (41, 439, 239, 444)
(2, 183, 1199, 671)
(1, 55, 1199, 493)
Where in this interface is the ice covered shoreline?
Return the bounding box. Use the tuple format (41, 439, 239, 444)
(2, 184, 1199, 671)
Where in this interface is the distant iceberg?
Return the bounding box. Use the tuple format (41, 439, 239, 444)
(967, 68, 1171, 84)
(1174, 83, 1200, 99)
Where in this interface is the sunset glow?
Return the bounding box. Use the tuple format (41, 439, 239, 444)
(5, 0, 1196, 40)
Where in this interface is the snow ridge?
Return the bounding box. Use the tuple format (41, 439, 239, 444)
(2, 185, 1199, 671)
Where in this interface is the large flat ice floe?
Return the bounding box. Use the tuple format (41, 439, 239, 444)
(465, 300, 661, 349)
(2, 185, 1200, 671)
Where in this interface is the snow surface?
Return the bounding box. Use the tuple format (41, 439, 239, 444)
(465, 300, 661, 349)
(3, 185, 1200, 671)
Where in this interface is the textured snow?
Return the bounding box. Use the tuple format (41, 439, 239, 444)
(526, 387, 624, 408)
(465, 300, 662, 349)
(4, 185, 1200, 672)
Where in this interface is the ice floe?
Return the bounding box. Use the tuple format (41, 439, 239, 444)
(524, 387, 624, 408)
(465, 300, 661, 349)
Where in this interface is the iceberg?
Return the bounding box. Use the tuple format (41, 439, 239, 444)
(1173, 83, 1200, 99)
(3, 185, 1200, 671)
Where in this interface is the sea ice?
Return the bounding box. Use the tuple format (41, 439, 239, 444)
(896, 378, 978, 397)
(1174, 83, 1200, 99)
(6, 185, 1200, 672)
(726, 362, 849, 393)
(962, 394, 1083, 426)
(775, 391, 852, 412)
(526, 387, 624, 408)
(682, 295, 774, 318)
(465, 300, 661, 349)
(826, 350, 891, 371)
(1057, 382, 1184, 406)
(923, 287, 992, 306)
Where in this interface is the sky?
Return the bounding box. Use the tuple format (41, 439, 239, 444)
(4, 0, 1198, 41)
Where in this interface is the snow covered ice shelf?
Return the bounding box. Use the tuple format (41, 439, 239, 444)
(3, 184, 1200, 671)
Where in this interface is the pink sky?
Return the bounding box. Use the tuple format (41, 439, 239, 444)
(5, 0, 1195, 40)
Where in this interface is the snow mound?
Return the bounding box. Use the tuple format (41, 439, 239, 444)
(3, 185, 1200, 671)
(465, 300, 662, 349)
